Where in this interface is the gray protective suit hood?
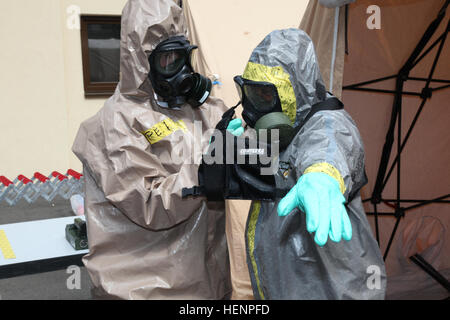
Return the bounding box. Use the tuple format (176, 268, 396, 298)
(245, 28, 327, 127)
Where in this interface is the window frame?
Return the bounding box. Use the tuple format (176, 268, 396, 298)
(80, 15, 121, 97)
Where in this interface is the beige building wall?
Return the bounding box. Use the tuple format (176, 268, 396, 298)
(61, 0, 128, 173)
(1, 1, 67, 179)
(0, 0, 127, 179)
(186, 0, 309, 111)
(0, 0, 307, 179)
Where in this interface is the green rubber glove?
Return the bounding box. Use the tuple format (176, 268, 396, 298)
(277, 172, 352, 246)
(227, 118, 244, 136)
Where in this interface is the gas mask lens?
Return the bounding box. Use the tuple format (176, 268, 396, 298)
(244, 84, 278, 112)
(154, 50, 186, 76)
(234, 76, 280, 112)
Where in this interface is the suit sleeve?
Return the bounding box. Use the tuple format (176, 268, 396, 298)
(289, 109, 367, 201)
(73, 111, 205, 231)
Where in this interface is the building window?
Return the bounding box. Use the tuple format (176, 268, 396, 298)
(80, 15, 121, 96)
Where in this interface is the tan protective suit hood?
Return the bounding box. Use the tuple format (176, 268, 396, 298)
(72, 0, 230, 299)
(119, 0, 186, 98)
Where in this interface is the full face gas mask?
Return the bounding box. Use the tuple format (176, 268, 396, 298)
(234, 76, 295, 150)
(148, 36, 212, 108)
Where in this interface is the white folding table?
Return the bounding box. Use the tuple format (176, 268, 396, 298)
(0, 216, 89, 279)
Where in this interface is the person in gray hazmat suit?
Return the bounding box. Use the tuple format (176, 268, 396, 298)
(228, 28, 387, 299)
(72, 0, 231, 299)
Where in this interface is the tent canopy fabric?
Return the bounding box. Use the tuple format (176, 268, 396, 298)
(304, 0, 449, 299)
(184, 0, 449, 299)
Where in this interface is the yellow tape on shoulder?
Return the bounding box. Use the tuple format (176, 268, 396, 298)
(304, 162, 346, 194)
(0, 230, 16, 260)
(243, 62, 297, 124)
(142, 118, 187, 145)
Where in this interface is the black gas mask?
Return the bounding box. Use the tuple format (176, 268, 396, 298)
(149, 36, 212, 108)
(234, 75, 295, 150)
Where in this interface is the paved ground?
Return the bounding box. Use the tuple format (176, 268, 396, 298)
(1, 197, 448, 300)
(0, 197, 92, 300)
(0, 197, 75, 225)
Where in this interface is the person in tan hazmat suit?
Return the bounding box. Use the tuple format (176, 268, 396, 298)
(72, 0, 231, 299)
